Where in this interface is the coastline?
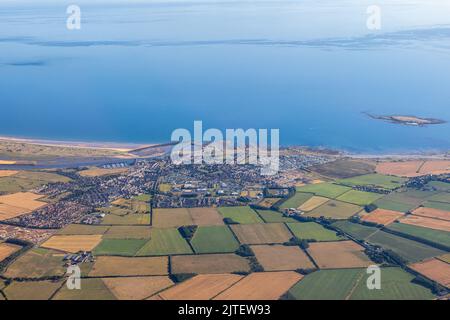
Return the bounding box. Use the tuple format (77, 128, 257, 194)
(0, 134, 448, 160)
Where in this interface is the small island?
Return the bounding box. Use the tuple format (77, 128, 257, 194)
(365, 113, 446, 126)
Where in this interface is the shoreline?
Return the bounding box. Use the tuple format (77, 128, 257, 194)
(0, 134, 449, 160)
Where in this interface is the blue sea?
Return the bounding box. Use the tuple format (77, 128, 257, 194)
(1, 0, 450, 153)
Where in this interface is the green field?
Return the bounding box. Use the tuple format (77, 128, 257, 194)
(257, 209, 297, 223)
(218, 206, 263, 224)
(288, 267, 434, 300)
(366, 230, 446, 262)
(4, 280, 63, 300)
(279, 192, 314, 209)
(426, 181, 450, 192)
(350, 267, 435, 300)
(337, 190, 384, 206)
(373, 198, 418, 213)
(295, 183, 351, 199)
(288, 269, 363, 300)
(337, 174, 407, 190)
(286, 222, 342, 241)
(133, 194, 152, 202)
(306, 200, 362, 219)
(422, 201, 450, 211)
(3, 248, 65, 279)
(331, 221, 379, 240)
(386, 222, 450, 249)
(427, 192, 450, 204)
(0, 171, 71, 193)
(190, 226, 240, 254)
(137, 228, 192, 256)
(103, 226, 151, 239)
(53, 278, 116, 300)
(56, 224, 110, 235)
(93, 239, 148, 256)
(100, 214, 150, 225)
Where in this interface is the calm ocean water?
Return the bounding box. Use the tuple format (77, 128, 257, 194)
(1, 0, 450, 153)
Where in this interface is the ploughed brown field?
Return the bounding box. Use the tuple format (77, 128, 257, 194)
(171, 254, 250, 274)
(103, 276, 174, 300)
(400, 215, 450, 232)
(88, 256, 169, 277)
(0, 192, 47, 221)
(41, 235, 103, 253)
(0, 242, 21, 262)
(361, 209, 404, 225)
(409, 258, 450, 288)
(376, 160, 450, 177)
(251, 245, 315, 271)
(0, 170, 18, 177)
(230, 223, 292, 245)
(412, 207, 450, 221)
(307, 241, 372, 269)
(213, 271, 303, 300)
(154, 274, 243, 300)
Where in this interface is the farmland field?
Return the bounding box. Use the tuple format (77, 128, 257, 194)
(306, 200, 362, 219)
(213, 271, 303, 300)
(409, 258, 450, 288)
(4, 280, 63, 300)
(56, 224, 110, 235)
(288, 267, 435, 300)
(93, 239, 148, 256)
(376, 161, 423, 177)
(251, 245, 315, 271)
(0, 171, 70, 193)
(279, 192, 314, 209)
(0, 242, 21, 262)
(190, 226, 239, 254)
(155, 274, 242, 300)
(349, 267, 435, 300)
(152, 208, 193, 228)
(78, 167, 128, 177)
(41, 235, 103, 253)
(288, 268, 364, 300)
(399, 215, 450, 232)
(412, 207, 450, 221)
(53, 278, 116, 300)
(423, 201, 450, 212)
(103, 225, 152, 239)
(136, 228, 192, 256)
(427, 181, 450, 192)
(0, 192, 47, 220)
(386, 222, 450, 248)
(0, 170, 18, 177)
(366, 231, 446, 262)
(309, 158, 375, 179)
(230, 223, 292, 244)
(103, 276, 173, 300)
(286, 222, 342, 241)
(307, 241, 372, 269)
(101, 213, 150, 225)
(331, 221, 379, 240)
(298, 196, 329, 211)
(336, 190, 383, 206)
(2, 248, 65, 278)
(437, 253, 450, 263)
(360, 209, 404, 225)
(218, 206, 263, 224)
(171, 254, 250, 274)
(295, 183, 351, 199)
(373, 197, 418, 213)
(188, 207, 224, 226)
(89, 256, 168, 277)
(427, 192, 450, 204)
(337, 174, 407, 190)
(256, 209, 297, 223)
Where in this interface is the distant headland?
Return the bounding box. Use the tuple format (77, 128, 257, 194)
(364, 112, 446, 126)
